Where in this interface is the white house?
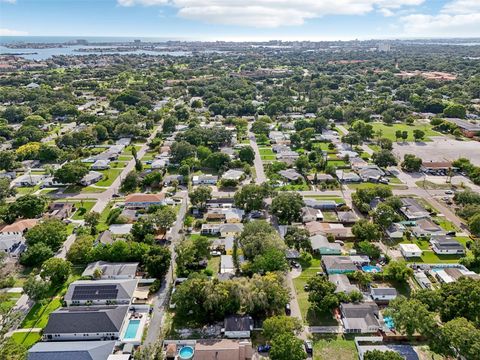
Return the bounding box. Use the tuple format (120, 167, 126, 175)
(370, 288, 397, 302)
(80, 171, 103, 186)
(192, 175, 218, 185)
(64, 279, 137, 306)
(91, 159, 110, 170)
(399, 243, 423, 258)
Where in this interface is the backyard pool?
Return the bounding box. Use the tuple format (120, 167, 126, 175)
(384, 316, 395, 330)
(179, 346, 194, 360)
(362, 265, 381, 273)
(124, 319, 140, 339)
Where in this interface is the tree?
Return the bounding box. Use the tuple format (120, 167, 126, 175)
(295, 155, 311, 174)
(151, 206, 176, 236)
(271, 192, 304, 225)
(372, 150, 397, 168)
(394, 130, 402, 142)
(437, 277, 480, 325)
(352, 219, 382, 242)
(189, 185, 212, 209)
(54, 161, 89, 185)
(0, 338, 27, 360)
(384, 297, 436, 338)
(248, 248, 288, 274)
(351, 120, 373, 141)
(4, 194, 47, 222)
(263, 315, 302, 341)
(357, 241, 381, 259)
(84, 211, 100, 234)
(270, 333, 307, 360)
(437, 318, 480, 359)
(284, 226, 311, 251)
(306, 275, 339, 313)
(443, 103, 466, 118)
(239, 146, 255, 164)
(121, 171, 139, 193)
(25, 218, 67, 252)
(23, 275, 50, 301)
(0, 177, 16, 202)
(468, 213, 480, 237)
(41, 258, 72, 285)
(203, 152, 230, 171)
(401, 131, 408, 142)
(401, 154, 422, 172)
(20, 242, 54, 266)
(233, 184, 271, 212)
(372, 203, 400, 229)
(378, 138, 393, 150)
(364, 350, 404, 360)
(67, 235, 94, 264)
(237, 221, 283, 259)
(170, 141, 197, 164)
(383, 260, 413, 282)
(145, 246, 171, 279)
(413, 129, 425, 141)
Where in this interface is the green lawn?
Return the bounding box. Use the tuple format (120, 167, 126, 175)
(401, 239, 463, 263)
(122, 145, 142, 155)
(110, 161, 128, 169)
(141, 152, 156, 161)
(118, 155, 133, 161)
(433, 216, 458, 232)
(95, 169, 123, 187)
(259, 147, 276, 161)
(415, 180, 454, 190)
(370, 122, 441, 142)
(21, 298, 62, 329)
(312, 334, 358, 360)
(11, 331, 42, 348)
(303, 195, 345, 203)
(0, 293, 21, 314)
(71, 201, 96, 220)
(97, 202, 114, 232)
(206, 256, 221, 277)
(81, 186, 107, 193)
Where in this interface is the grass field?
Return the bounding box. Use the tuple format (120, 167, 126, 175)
(95, 169, 123, 187)
(313, 334, 358, 360)
(259, 147, 276, 161)
(71, 200, 96, 220)
(370, 122, 441, 142)
(303, 195, 345, 203)
(206, 256, 221, 277)
(11, 332, 42, 348)
(21, 298, 62, 329)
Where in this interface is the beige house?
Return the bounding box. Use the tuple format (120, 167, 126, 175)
(195, 339, 253, 360)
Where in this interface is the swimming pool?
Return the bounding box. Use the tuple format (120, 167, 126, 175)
(124, 319, 140, 339)
(384, 316, 395, 330)
(179, 346, 194, 360)
(362, 265, 381, 273)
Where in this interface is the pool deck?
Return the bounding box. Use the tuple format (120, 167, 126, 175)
(120, 311, 148, 344)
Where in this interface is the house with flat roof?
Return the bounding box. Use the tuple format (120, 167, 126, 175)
(303, 199, 337, 210)
(195, 339, 253, 360)
(82, 261, 139, 279)
(322, 256, 357, 274)
(28, 340, 116, 360)
(64, 279, 137, 306)
(337, 211, 358, 224)
(310, 235, 342, 255)
(124, 193, 166, 209)
(433, 267, 480, 283)
(340, 302, 380, 333)
(224, 315, 253, 338)
(43, 306, 129, 341)
(305, 222, 352, 239)
(400, 198, 430, 221)
(220, 255, 235, 274)
(220, 223, 244, 238)
(192, 175, 218, 185)
(399, 243, 423, 258)
(109, 224, 133, 235)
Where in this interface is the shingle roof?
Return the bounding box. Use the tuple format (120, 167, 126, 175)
(82, 261, 139, 278)
(125, 193, 165, 203)
(224, 315, 252, 332)
(43, 306, 128, 334)
(1, 219, 38, 233)
(28, 341, 115, 360)
(64, 279, 137, 303)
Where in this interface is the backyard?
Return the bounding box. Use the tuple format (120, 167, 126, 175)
(312, 334, 358, 360)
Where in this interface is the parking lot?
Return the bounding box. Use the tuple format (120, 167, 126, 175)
(393, 137, 480, 166)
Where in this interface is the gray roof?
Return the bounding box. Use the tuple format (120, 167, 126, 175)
(82, 261, 139, 278)
(337, 211, 358, 223)
(341, 302, 380, 331)
(28, 341, 115, 360)
(64, 279, 137, 303)
(329, 274, 359, 294)
(224, 315, 252, 332)
(322, 256, 356, 272)
(220, 223, 244, 233)
(44, 306, 128, 335)
(371, 288, 397, 296)
(444, 118, 480, 131)
(310, 235, 341, 251)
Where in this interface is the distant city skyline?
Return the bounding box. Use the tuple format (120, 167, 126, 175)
(1, 0, 480, 40)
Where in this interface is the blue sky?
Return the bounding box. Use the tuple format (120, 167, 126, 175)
(1, 0, 480, 40)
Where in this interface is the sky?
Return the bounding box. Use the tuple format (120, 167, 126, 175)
(1, 0, 480, 40)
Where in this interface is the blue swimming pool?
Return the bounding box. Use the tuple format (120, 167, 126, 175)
(179, 346, 194, 359)
(362, 265, 381, 273)
(384, 316, 395, 330)
(124, 319, 140, 339)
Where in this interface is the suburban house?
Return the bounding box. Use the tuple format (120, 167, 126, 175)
(322, 256, 357, 274)
(336, 170, 362, 183)
(220, 223, 244, 238)
(80, 171, 103, 186)
(28, 341, 116, 360)
(356, 337, 420, 360)
(329, 274, 359, 294)
(430, 236, 465, 255)
(337, 211, 358, 224)
(399, 243, 423, 258)
(47, 202, 75, 220)
(303, 199, 337, 210)
(222, 169, 245, 181)
(356, 165, 385, 183)
(201, 223, 221, 235)
(302, 207, 324, 223)
(206, 208, 244, 223)
(151, 159, 169, 169)
(432, 267, 480, 283)
(400, 198, 430, 220)
(305, 221, 352, 239)
(124, 193, 166, 209)
(207, 198, 235, 209)
(163, 174, 183, 186)
(82, 261, 139, 279)
(193, 339, 253, 360)
(192, 175, 218, 185)
(64, 279, 137, 306)
(276, 150, 299, 163)
(11, 173, 46, 187)
(0, 219, 38, 257)
(370, 288, 398, 302)
(414, 271, 433, 289)
(386, 223, 406, 240)
(96, 230, 114, 245)
(43, 305, 129, 341)
(340, 302, 380, 333)
(91, 159, 110, 170)
(310, 235, 342, 255)
(411, 218, 445, 238)
(109, 224, 133, 235)
(223, 315, 253, 338)
(278, 169, 303, 182)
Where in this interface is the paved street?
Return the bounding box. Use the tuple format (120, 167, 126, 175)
(248, 126, 267, 184)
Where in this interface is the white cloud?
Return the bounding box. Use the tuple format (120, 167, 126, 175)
(0, 28, 28, 36)
(400, 0, 480, 37)
(117, 0, 425, 27)
(0, 0, 17, 3)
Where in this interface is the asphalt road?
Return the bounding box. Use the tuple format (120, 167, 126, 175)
(248, 126, 267, 184)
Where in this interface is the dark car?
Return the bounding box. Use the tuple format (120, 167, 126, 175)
(112, 193, 120, 198)
(257, 345, 271, 353)
(304, 340, 313, 355)
(285, 303, 291, 316)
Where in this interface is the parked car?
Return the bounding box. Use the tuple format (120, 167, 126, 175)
(257, 345, 271, 353)
(210, 251, 222, 256)
(285, 303, 291, 316)
(445, 190, 454, 195)
(304, 340, 313, 355)
(291, 261, 301, 269)
(112, 193, 120, 198)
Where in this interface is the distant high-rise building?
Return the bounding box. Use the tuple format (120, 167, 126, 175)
(378, 42, 391, 52)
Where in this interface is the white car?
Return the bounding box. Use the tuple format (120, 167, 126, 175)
(445, 190, 454, 195)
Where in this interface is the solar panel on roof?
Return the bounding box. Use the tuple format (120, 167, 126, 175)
(72, 285, 119, 300)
